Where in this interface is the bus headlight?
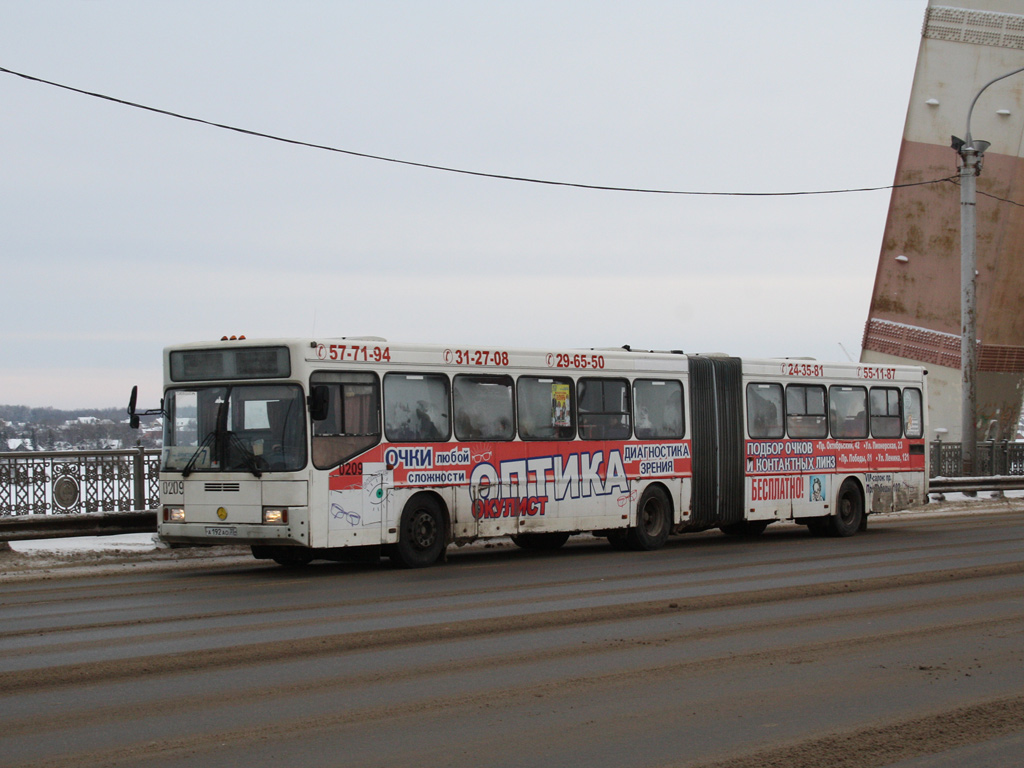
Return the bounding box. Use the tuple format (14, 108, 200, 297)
(164, 507, 186, 522)
(263, 507, 289, 525)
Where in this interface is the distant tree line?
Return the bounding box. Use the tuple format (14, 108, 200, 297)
(0, 405, 161, 451)
(0, 405, 125, 426)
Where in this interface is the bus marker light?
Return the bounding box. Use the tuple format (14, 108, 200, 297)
(165, 507, 185, 522)
(263, 507, 288, 525)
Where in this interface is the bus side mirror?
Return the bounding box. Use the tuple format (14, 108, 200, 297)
(128, 386, 141, 429)
(308, 386, 330, 421)
(127, 388, 164, 429)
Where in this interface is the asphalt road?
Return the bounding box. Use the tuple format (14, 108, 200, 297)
(1, 503, 1023, 768)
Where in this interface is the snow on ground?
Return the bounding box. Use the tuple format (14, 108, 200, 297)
(11, 532, 164, 554)
(1, 533, 253, 581)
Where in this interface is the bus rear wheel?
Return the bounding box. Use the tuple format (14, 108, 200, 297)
(829, 480, 863, 537)
(391, 495, 447, 568)
(626, 487, 671, 551)
(511, 532, 570, 551)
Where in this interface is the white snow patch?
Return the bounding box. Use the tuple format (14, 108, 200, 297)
(9, 533, 162, 554)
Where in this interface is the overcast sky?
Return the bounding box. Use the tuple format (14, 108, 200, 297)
(1, 1, 928, 410)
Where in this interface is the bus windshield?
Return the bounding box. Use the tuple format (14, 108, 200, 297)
(162, 384, 307, 474)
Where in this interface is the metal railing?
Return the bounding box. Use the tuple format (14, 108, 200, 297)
(3, 443, 1022, 513)
(929, 441, 1024, 478)
(0, 447, 160, 517)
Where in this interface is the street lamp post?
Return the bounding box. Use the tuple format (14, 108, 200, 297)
(956, 143, 981, 476)
(953, 64, 1024, 476)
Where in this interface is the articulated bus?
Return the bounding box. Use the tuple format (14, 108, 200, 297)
(141, 337, 928, 567)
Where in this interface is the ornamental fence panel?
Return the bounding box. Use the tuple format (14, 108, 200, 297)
(929, 441, 1024, 478)
(0, 448, 160, 516)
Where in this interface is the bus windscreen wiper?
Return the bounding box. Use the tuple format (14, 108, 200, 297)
(181, 431, 217, 478)
(225, 431, 263, 478)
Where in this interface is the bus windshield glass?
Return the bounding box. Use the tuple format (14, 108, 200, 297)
(162, 384, 307, 474)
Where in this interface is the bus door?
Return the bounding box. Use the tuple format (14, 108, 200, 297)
(362, 462, 393, 538)
(470, 451, 521, 540)
(688, 357, 745, 529)
(327, 462, 392, 546)
(575, 377, 634, 531)
(513, 442, 559, 538)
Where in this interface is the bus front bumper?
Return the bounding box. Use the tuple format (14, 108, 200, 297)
(158, 516, 308, 548)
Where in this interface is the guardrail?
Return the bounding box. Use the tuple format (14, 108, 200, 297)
(1, 443, 1022, 542)
(1, 448, 161, 543)
(0, 511, 157, 542)
(927, 476, 1024, 494)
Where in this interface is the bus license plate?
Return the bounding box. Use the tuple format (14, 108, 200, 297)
(204, 526, 238, 537)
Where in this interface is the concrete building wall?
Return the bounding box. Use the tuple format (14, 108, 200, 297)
(862, 1, 1024, 442)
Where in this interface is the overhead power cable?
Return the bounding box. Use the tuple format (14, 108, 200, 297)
(1, 64, 961, 197)
(945, 176, 1024, 208)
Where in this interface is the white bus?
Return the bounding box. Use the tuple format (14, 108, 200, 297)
(138, 337, 928, 567)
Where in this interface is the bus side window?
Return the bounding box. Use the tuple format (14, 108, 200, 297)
(453, 375, 515, 441)
(311, 372, 381, 469)
(518, 376, 575, 440)
(829, 386, 868, 439)
(633, 379, 684, 439)
(903, 388, 923, 438)
(870, 387, 902, 438)
(786, 384, 828, 438)
(384, 373, 451, 442)
(578, 378, 631, 440)
(746, 383, 784, 439)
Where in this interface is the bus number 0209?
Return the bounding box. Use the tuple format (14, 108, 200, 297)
(161, 480, 184, 497)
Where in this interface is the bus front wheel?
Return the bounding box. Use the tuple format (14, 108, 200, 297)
(829, 480, 863, 537)
(391, 495, 447, 568)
